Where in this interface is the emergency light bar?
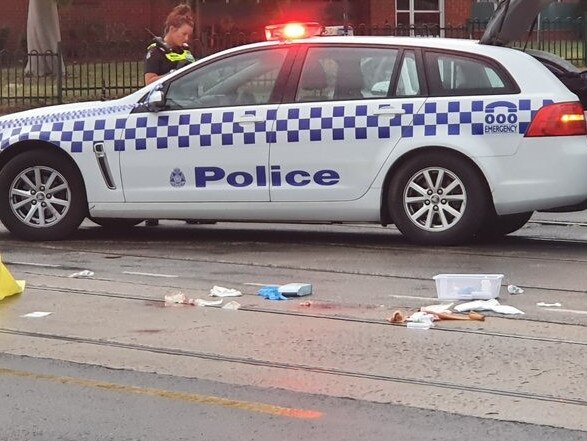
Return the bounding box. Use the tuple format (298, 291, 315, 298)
(265, 22, 322, 41)
(264, 22, 353, 41)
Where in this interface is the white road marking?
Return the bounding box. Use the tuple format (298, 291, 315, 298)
(542, 308, 587, 315)
(388, 294, 437, 301)
(11, 261, 61, 268)
(122, 271, 178, 278)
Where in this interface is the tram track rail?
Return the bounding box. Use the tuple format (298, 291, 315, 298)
(0, 326, 585, 408)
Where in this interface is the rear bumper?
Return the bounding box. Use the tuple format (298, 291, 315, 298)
(477, 136, 587, 215)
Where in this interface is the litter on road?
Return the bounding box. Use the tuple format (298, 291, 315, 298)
(537, 302, 562, 308)
(433, 274, 503, 300)
(454, 299, 524, 315)
(68, 270, 94, 279)
(20, 311, 52, 318)
(194, 299, 223, 307)
(222, 301, 241, 310)
(0, 256, 25, 300)
(258, 286, 288, 300)
(165, 292, 189, 305)
(508, 285, 525, 294)
(278, 283, 313, 297)
(209, 286, 243, 297)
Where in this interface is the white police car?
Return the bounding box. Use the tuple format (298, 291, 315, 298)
(1, 2, 586, 245)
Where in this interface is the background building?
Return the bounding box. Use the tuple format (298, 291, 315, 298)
(1, 0, 581, 52)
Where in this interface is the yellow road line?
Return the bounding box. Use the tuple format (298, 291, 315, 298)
(0, 367, 322, 419)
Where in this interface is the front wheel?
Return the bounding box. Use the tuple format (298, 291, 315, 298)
(0, 150, 87, 240)
(388, 153, 489, 245)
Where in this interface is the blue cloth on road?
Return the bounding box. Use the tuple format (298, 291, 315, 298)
(258, 286, 288, 300)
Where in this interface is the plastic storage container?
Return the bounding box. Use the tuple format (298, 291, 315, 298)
(433, 274, 504, 300)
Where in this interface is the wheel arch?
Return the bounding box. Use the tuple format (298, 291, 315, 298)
(380, 146, 494, 224)
(0, 140, 88, 208)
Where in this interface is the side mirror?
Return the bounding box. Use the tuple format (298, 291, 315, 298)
(146, 89, 166, 111)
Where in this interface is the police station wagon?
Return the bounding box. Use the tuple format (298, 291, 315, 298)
(1, 1, 587, 245)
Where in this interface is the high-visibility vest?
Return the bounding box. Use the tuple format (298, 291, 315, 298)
(147, 43, 195, 64)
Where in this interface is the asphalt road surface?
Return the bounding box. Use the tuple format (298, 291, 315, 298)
(0, 212, 585, 440)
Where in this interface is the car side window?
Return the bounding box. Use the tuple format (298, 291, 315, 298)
(295, 47, 399, 102)
(165, 48, 289, 110)
(425, 51, 514, 96)
(394, 51, 420, 97)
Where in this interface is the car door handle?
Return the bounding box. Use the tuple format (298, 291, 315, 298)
(372, 107, 406, 116)
(235, 115, 265, 124)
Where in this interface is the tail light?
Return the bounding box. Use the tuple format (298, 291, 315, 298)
(525, 101, 586, 137)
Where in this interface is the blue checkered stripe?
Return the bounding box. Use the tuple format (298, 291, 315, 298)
(121, 104, 416, 150)
(0, 104, 135, 152)
(413, 99, 553, 137)
(271, 103, 417, 143)
(122, 110, 271, 151)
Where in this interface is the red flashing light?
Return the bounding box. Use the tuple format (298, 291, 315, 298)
(525, 102, 586, 137)
(265, 22, 322, 41)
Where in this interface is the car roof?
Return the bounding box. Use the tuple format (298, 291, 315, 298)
(216, 35, 513, 56)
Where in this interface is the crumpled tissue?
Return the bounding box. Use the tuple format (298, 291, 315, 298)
(454, 298, 524, 315)
(209, 286, 242, 297)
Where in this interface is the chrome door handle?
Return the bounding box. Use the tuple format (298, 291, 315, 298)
(372, 107, 406, 116)
(235, 115, 265, 124)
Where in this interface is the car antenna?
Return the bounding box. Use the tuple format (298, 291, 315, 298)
(522, 17, 538, 52)
(145, 27, 172, 53)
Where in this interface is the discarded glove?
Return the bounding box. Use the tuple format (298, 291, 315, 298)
(258, 286, 288, 300)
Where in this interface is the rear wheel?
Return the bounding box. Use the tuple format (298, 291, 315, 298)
(0, 150, 87, 240)
(388, 152, 489, 245)
(477, 211, 533, 239)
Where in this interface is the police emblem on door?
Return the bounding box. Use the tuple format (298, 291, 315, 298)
(170, 168, 186, 188)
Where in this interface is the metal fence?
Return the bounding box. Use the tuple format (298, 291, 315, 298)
(1, 18, 585, 112)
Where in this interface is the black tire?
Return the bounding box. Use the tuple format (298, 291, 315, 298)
(477, 211, 533, 239)
(90, 217, 144, 229)
(388, 152, 489, 246)
(0, 150, 87, 240)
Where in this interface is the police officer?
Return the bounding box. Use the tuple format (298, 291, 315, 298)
(144, 4, 196, 85)
(144, 4, 196, 227)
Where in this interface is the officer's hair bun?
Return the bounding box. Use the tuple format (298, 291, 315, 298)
(166, 3, 194, 31)
(172, 4, 192, 17)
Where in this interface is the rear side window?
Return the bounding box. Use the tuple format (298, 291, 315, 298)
(295, 46, 399, 102)
(424, 51, 516, 96)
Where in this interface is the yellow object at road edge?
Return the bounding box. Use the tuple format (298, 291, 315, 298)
(0, 256, 25, 300)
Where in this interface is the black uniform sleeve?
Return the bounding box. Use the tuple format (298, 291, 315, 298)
(144, 47, 169, 76)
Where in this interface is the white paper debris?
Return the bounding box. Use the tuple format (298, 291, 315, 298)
(21, 311, 52, 318)
(68, 270, 94, 279)
(209, 285, 242, 297)
(406, 311, 436, 327)
(222, 301, 241, 310)
(407, 321, 432, 330)
(491, 304, 525, 315)
(194, 298, 223, 307)
(537, 302, 562, 308)
(455, 299, 524, 315)
(421, 303, 453, 314)
(507, 285, 524, 295)
(454, 299, 500, 312)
